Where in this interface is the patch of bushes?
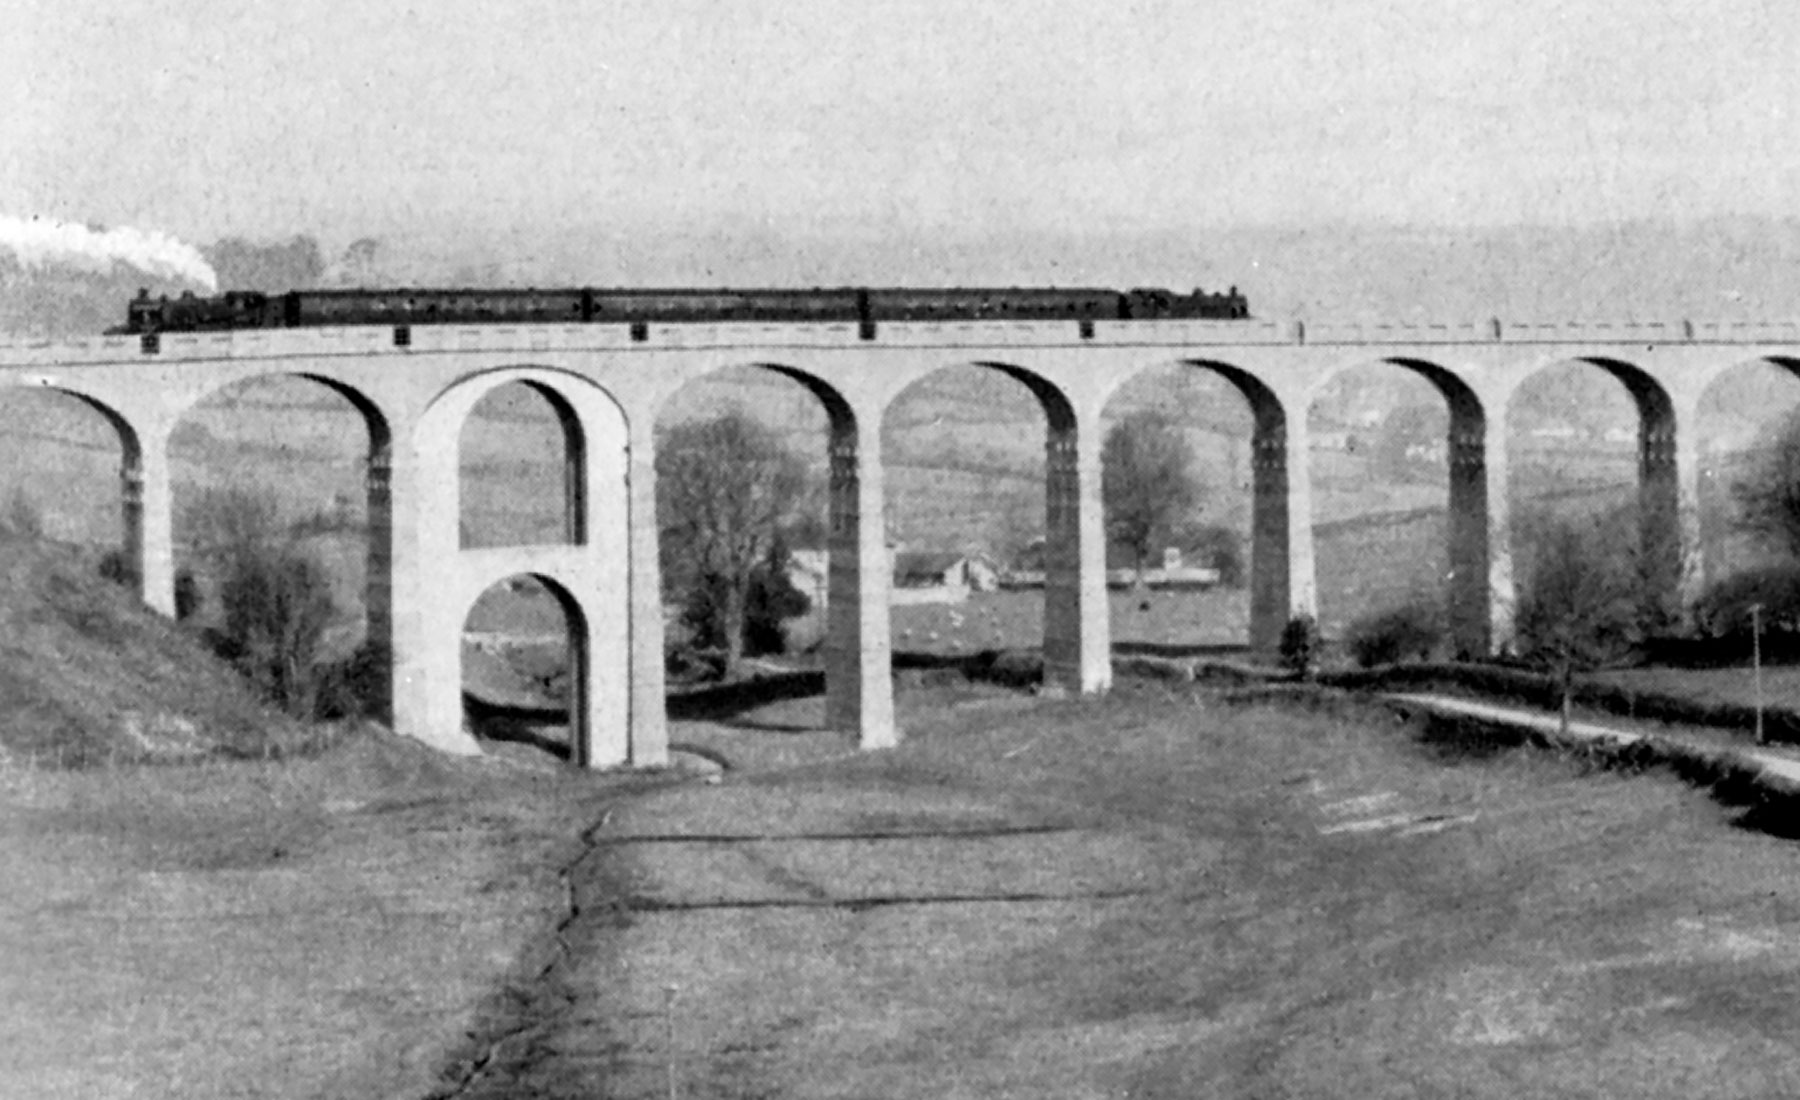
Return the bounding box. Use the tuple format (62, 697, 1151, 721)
(665, 645, 728, 685)
(182, 488, 345, 719)
(1185, 524, 1244, 588)
(1278, 614, 1319, 679)
(1344, 601, 1443, 668)
(1692, 563, 1800, 641)
(312, 640, 390, 721)
(675, 560, 812, 675)
(97, 548, 137, 588)
(976, 649, 1043, 689)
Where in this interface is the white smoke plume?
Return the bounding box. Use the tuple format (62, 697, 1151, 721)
(0, 214, 218, 292)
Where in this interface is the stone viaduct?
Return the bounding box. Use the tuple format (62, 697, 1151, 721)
(2, 315, 1797, 766)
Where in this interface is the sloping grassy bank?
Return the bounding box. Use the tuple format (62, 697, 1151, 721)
(0, 536, 316, 766)
(0, 723, 679, 1100)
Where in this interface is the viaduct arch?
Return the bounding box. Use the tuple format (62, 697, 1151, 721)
(1305, 355, 1496, 656)
(168, 372, 397, 702)
(4, 318, 1798, 766)
(1690, 356, 1800, 587)
(886, 360, 1108, 696)
(1096, 359, 1297, 652)
(1500, 355, 1684, 625)
(413, 366, 634, 765)
(657, 360, 895, 748)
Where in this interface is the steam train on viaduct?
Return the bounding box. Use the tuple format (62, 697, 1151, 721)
(122, 284, 1250, 339)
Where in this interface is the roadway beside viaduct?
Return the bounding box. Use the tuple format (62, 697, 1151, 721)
(2, 316, 1797, 766)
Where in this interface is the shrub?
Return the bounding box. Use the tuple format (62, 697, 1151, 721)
(211, 546, 337, 718)
(665, 644, 728, 685)
(1345, 601, 1443, 668)
(1512, 516, 1644, 732)
(1278, 614, 1319, 679)
(98, 548, 138, 587)
(184, 487, 339, 717)
(677, 556, 812, 667)
(1691, 563, 1800, 640)
(312, 640, 389, 721)
(1186, 524, 1244, 588)
(173, 569, 202, 620)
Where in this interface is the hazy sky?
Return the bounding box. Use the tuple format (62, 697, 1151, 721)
(4, 0, 1796, 247)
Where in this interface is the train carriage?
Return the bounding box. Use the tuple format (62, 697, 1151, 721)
(122, 283, 1249, 334)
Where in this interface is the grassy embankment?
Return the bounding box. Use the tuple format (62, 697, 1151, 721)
(0, 535, 672, 1097)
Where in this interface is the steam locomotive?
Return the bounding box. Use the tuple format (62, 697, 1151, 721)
(122, 284, 1249, 337)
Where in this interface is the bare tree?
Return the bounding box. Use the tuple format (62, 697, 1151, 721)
(1102, 411, 1202, 583)
(1515, 517, 1641, 734)
(182, 487, 337, 717)
(656, 410, 811, 679)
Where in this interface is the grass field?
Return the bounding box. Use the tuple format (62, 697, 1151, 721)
(0, 732, 602, 1098)
(1591, 663, 1800, 714)
(455, 680, 1800, 1098)
(890, 586, 1251, 655)
(9, 660, 1800, 1095)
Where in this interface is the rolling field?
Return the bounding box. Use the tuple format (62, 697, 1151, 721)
(889, 586, 1250, 654)
(1591, 664, 1800, 715)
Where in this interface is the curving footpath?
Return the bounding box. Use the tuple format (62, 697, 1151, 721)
(1385, 692, 1800, 792)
